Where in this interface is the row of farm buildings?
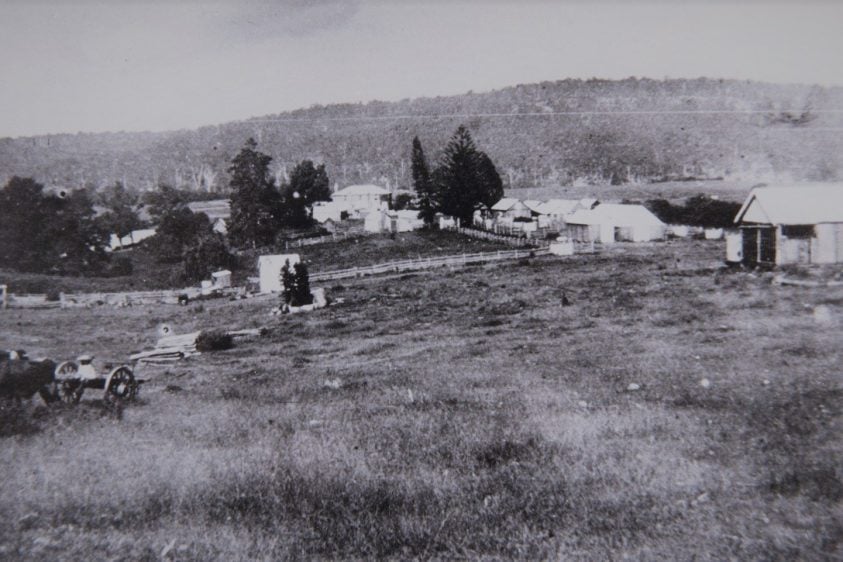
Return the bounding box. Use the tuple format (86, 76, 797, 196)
(110, 182, 843, 267)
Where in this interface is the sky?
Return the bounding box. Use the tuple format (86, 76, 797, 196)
(1, 0, 842, 138)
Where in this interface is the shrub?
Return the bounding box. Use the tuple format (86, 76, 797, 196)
(196, 329, 233, 351)
(281, 260, 313, 307)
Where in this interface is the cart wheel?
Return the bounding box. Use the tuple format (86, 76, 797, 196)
(104, 366, 137, 402)
(55, 361, 84, 404)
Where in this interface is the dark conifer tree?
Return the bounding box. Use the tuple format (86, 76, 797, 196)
(411, 136, 436, 225)
(433, 126, 503, 224)
(227, 138, 280, 248)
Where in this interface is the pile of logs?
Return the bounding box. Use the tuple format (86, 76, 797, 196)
(130, 328, 264, 364)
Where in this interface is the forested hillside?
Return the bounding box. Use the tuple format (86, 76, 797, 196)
(2, 77, 841, 193)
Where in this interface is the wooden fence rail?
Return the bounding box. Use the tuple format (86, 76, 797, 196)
(446, 226, 551, 248)
(284, 231, 368, 249)
(0, 289, 62, 309)
(310, 247, 549, 282)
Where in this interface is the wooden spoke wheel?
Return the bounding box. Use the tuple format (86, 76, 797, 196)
(104, 366, 137, 402)
(54, 361, 83, 404)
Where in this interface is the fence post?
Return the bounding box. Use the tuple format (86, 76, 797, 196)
(59, 292, 66, 309)
(0, 284, 6, 309)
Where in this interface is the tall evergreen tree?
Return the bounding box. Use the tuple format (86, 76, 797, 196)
(476, 152, 504, 209)
(433, 126, 503, 224)
(411, 136, 436, 225)
(227, 138, 280, 248)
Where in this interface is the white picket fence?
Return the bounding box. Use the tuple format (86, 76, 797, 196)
(309, 248, 549, 282)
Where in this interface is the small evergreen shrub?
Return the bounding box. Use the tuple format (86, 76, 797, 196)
(196, 329, 233, 351)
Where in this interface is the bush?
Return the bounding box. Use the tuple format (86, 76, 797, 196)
(196, 329, 233, 352)
(281, 260, 313, 307)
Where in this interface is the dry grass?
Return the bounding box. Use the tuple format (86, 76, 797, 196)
(1, 238, 841, 560)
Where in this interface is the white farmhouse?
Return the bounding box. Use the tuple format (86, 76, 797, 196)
(331, 184, 390, 213)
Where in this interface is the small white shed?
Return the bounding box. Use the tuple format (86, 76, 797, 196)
(211, 269, 232, 288)
(257, 254, 301, 293)
(733, 183, 843, 266)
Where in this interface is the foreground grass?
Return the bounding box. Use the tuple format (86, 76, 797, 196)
(0, 239, 841, 560)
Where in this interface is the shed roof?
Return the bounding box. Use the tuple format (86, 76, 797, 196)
(536, 199, 581, 216)
(523, 200, 544, 213)
(334, 184, 389, 196)
(734, 183, 843, 225)
(187, 199, 231, 220)
(579, 197, 599, 210)
(566, 204, 664, 227)
(491, 198, 522, 211)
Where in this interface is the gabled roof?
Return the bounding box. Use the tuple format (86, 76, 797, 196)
(491, 198, 523, 211)
(536, 199, 581, 216)
(187, 199, 231, 220)
(566, 204, 664, 227)
(334, 184, 389, 196)
(523, 200, 544, 213)
(734, 183, 843, 225)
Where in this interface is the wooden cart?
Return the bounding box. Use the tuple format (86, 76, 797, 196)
(54, 355, 140, 404)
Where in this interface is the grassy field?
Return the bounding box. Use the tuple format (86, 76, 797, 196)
(1, 239, 841, 560)
(0, 231, 517, 296)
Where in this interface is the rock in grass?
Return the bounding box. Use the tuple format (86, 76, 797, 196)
(700, 378, 711, 388)
(627, 383, 641, 391)
(18, 513, 39, 530)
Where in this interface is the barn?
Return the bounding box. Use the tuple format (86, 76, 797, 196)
(732, 183, 843, 266)
(565, 204, 665, 244)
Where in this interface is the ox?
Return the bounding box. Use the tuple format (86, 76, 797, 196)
(0, 350, 58, 404)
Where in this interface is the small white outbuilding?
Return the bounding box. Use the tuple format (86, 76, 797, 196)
(565, 204, 665, 244)
(257, 254, 301, 293)
(732, 183, 843, 266)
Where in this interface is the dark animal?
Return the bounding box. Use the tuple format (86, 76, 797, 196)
(0, 350, 58, 404)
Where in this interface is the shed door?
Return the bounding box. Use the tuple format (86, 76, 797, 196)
(742, 228, 758, 265)
(759, 227, 775, 263)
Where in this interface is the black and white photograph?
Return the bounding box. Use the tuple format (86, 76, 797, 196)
(1, 0, 841, 559)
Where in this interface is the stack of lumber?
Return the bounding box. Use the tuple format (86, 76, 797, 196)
(130, 331, 200, 364)
(129, 328, 265, 364)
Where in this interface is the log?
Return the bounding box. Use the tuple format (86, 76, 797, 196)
(226, 328, 264, 339)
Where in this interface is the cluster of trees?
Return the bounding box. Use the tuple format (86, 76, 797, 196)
(146, 203, 233, 283)
(0, 177, 112, 275)
(645, 195, 742, 228)
(228, 138, 331, 248)
(411, 126, 504, 225)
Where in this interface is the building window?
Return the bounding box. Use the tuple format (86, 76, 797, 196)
(781, 225, 814, 238)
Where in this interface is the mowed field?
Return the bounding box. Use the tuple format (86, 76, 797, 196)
(1, 239, 841, 560)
